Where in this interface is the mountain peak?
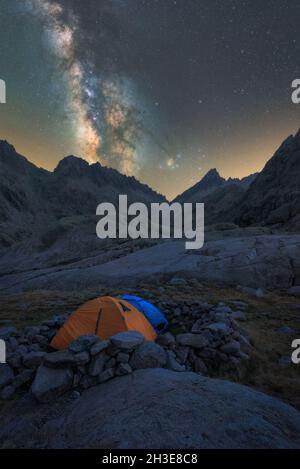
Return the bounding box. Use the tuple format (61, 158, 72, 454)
(235, 129, 300, 227)
(54, 155, 90, 176)
(206, 168, 219, 175)
(275, 129, 300, 156)
(201, 168, 223, 183)
(173, 167, 225, 203)
(0, 139, 16, 156)
(0, 139, 40, 174)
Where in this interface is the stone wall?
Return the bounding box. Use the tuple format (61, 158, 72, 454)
(0, 301, 251, 402)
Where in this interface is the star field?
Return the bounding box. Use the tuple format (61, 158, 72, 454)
(0, 0, 299, 198)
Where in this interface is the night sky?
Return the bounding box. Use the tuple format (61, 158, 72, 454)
(0, 0, 299, 198)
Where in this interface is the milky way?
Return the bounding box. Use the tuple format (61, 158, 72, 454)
(21, 0, 143, 174)
(2, 0, 300, 198)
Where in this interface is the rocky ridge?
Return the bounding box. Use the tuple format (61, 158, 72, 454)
(175, 129, 300, 229)
(0, 140, 165, 248)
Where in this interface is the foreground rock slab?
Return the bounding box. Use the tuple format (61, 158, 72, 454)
(0, 369, 300, 449)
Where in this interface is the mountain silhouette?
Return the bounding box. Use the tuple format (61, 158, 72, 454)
(0, 141, 165, 247)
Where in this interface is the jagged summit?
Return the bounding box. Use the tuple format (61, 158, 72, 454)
(0, 139, 16, 154)
(199, 168, 225, 186)
(0, 140, 165, 247)
(1, 126, 300, 249)
(202, 167, 222, 179)
(174, 168, 225, 203)
(234, 128, 300, 227)
(174, 167, 256, 205)
(0, 139, 42, 175)
(274, 129, 300, 156)
(54, 155, 90, 177)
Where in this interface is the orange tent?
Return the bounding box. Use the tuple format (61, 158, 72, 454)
(50, 296, 157, 350)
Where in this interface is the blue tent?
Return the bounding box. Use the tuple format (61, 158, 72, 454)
(121, 295, 168, 333)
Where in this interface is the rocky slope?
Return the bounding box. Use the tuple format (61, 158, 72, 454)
(175, 129, 300, 229)
(234, 130, 300, 230)
(182, 128, 300, 230)
(174, 168, 257, 224)
(1, 233, 299, 293)
(174, 168, 227, 202)
(1, 131, 300, 294)
(174, 168, 256, 203)
(0, 140, 165, 248)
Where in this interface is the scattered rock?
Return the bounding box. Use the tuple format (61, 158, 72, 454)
(0, 385, 15, 400)
(156, 332, 175, 347)
(287, 286, 300, 297)
(116, 352, 130, 363)
(70, 390, 81, 399)
(207, 322, 231, 335)
(13, 370, 34, 389)
(23, 351, 46, 368)
(169, 277, 188, 286)
(80, 375, 98, 389)
(8, 336, 18, 351)
(24, 326, 40, 337)
(106, 343, 119, 357)
(166, 350, 186, 372)
(176, 333, 209, 349)
(105, 357, 116, 369)
(239, 335, 251, 353)
(44, 351, 78, 368)
(31, 366, 73, 403)
(98, 368, 114, 383)
(68, 340, 86, 353)
(6, 353, 21, 369)
(232, 311, 247, 321)
(110, 331, 144, 350)
(74, 351, 90, 366)
(193, 357, 208, 375)
(130, 342, 167, 370)
(0, 364, 14, 389)
(175, 346, 189, 364)
(115, 363, 132, 376)
(90, 340, 109, 356)
(88, 353, 107, 377)
(70, 335, 99, 352)
(215, 305, 233, 315)
(0, 327, 17, 339)
(221, 341, 241, 356)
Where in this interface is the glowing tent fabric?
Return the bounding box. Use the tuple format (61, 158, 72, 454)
(121, 295, 168, 333)
(50, 296, 157, 350)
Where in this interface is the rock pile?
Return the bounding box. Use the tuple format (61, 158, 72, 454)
(158, 299, 247, 330)
(31, 331, 168, 402)
(0, 315, 68, 400)
(0, 302, 251, 402)
(158, 301, 251, 374)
